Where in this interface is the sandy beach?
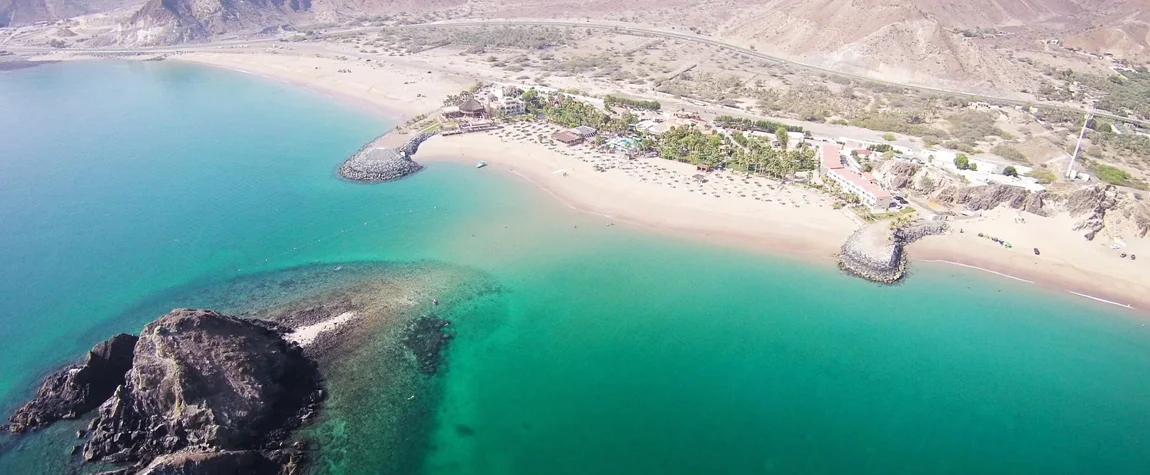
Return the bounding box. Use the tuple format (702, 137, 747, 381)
(174, 50, 472, 118)
(911, 208, 1150, 310)
(287, 311, 360, 347)
(419, 123, 856, 255)
(147, 51, 1150, 313)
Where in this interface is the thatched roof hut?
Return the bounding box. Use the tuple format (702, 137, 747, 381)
(459, 97, 486, 116)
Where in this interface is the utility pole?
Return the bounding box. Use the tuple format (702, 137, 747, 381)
(1065, 111, 1094, 180)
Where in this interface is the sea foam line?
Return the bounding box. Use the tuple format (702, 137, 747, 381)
(921, 260, 1035, 284)
(1066, 291, 1135, 309)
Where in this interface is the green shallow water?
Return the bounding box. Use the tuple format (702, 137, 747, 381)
(1, 61, 1149, 475)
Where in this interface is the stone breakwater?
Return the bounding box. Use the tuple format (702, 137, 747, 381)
(338, 131, 436, 183)
(838, 222, 948, 284)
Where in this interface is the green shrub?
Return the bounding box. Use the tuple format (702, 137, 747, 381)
(1092, 163, 1131, 185)
(954, 153, 970, 170)
(990, 145, 1028, 163)
(1027, 167, 1057, 184)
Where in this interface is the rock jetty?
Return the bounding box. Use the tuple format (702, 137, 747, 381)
(4, 334, 138, 433)
(338, 131, 436, 182)
(4, 309, 325, 475)
(838, 222, 948, 283)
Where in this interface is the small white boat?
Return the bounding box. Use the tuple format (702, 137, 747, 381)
(476, 161, 487, 169)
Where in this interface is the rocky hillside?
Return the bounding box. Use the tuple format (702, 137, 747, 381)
(18, 0, 1147, 81)
(874, 159, 1150, 240)
(714, 0, 1147, 90)
(0, 0, 140, 27)
(112, 0, 462, 44)
(115, 0, 310, 45)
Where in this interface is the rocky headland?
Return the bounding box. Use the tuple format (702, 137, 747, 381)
(3, 333, 138, 433)
(338, 131, 436, 183)
(3, 262, 476, 474)
(4, 309, 325, 475)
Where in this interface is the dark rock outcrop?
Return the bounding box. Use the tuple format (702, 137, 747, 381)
(934, 184, 1048, 216)
(401, 316, 452, 374)
(135, 450, 280, 475)
(82, 309, 324, 469)
(4, 334, 138, 433)
(1068, 184, 1120, 240)
(877, 160, 920, 191)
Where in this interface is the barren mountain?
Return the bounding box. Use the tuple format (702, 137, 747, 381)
(114, 0, 307, 45)
(111, 0, 463, 44)
(710, 0, 1148, 90)
(0, 0, 139, 27)
(21, 0, 1148, 87)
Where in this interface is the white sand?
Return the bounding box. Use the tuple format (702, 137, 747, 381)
(287, 311, 359, 347)
(912, 206, 1150, 310)
(174, 51, 471, 118)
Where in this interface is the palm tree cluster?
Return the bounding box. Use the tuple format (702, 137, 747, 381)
(732, 134, 818, 179)
(650, 126, 729, 167)
(535, 94, 637, 134)
(641, 126, 817, 179)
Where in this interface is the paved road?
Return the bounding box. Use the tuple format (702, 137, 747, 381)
(6, 18, 1145, 127)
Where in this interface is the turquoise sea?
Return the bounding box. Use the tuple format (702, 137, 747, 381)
(1, 61, 1149, 474)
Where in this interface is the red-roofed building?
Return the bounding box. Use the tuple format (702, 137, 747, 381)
(820, 144, 892, 210)
(820, 145, 844, 172)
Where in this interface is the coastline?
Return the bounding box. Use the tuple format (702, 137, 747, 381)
(418, 131, 856, 259)
(34, 50, 1149, 314)
(420, 132, 1150, 313)
(172, 52, 469, 119)
(912, 237, 1150, 312)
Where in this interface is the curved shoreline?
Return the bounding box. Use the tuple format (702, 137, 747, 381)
(417, 135, 1150, 315)
(146, 54, 1150, 315)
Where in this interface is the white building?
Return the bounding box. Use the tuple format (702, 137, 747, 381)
(486, 96, 525, 116)
(786, 131, 805, 146)
(821, 145, 892, 211)
(479, 83, 527, 116)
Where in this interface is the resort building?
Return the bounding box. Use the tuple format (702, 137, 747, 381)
(570, 126, 598, 138)
(487, 96, 526, 116)
(820, 144, 846, 174)
(440, 106, 463, 119)
(458, 97, 486, 118)
(552, 130, 584, 146)
(820, 145, 893, 211)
